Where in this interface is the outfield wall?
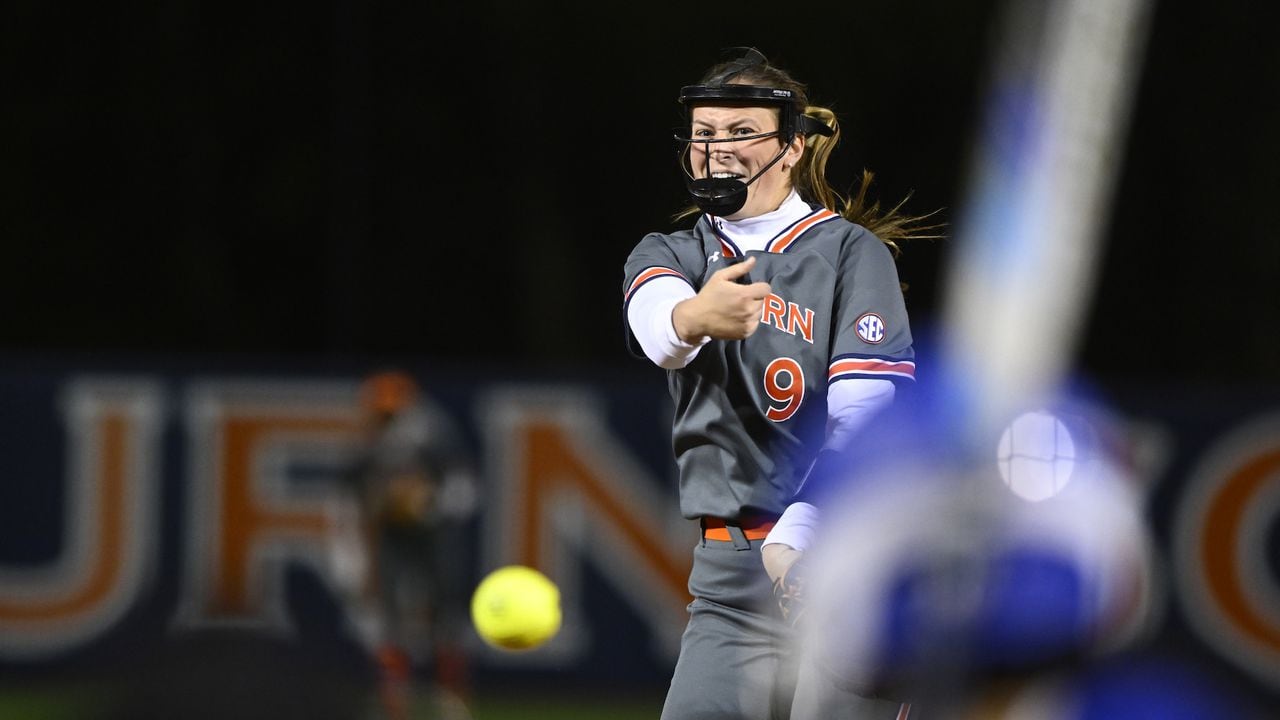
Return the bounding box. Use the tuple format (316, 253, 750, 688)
(1, 354, 1277, 708)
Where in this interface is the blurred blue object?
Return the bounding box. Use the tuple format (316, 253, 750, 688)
(881, 546, 1087, 672)
(1060, 654, 1261, 720)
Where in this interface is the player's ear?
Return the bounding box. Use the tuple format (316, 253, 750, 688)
(783, 135, 804, 172)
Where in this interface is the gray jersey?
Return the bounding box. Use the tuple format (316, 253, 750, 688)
(623, 208, 915, 521)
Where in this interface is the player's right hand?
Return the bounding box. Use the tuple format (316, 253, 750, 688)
(673, 256, 771, 342)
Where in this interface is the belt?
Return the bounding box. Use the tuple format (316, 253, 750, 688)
(701, 515, 776, 542)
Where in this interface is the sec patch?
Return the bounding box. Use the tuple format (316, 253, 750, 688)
(856, 312, 886, 344)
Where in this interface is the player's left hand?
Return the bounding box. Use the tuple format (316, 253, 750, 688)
(762, 543, 801, 585)
(763, 544, 808, 626)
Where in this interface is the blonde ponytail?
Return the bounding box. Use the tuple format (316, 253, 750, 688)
(795, 106, 944, 257)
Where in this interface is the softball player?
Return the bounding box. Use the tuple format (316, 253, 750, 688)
(622, 49, 936, 720)
(343, 370, 479, 720)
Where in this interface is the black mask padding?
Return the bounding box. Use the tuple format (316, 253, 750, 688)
(684, 137, 792, 216)
(687, 177, 750, 217)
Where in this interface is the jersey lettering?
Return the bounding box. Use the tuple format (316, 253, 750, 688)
(763, 357, 805, 422)
(759, 293, 815, 344)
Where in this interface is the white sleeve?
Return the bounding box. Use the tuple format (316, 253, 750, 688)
(626, 276, 710, 369)
(763, 378, 896, 552)
(824, 378, 895, 450)
(762, 501, 819, 552)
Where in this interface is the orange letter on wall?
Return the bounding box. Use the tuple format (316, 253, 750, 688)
(0, 379, 163, 658)
(478, 387, 692, 663)
(173, 380, 361, 631)
(1175, 413, 1280, 690)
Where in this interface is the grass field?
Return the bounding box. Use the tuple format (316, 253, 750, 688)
(470, 694, 661, 720)
(0, 682, 665, 720)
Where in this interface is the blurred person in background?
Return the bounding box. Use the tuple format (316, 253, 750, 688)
(339, 369, 479, 720)
(622, 47, 939, 719)
(796, 395, 1267, 720)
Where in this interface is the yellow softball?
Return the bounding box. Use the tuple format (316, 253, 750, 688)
(470, 565, 562, 651)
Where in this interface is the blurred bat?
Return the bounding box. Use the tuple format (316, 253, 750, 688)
(798, 0, 1157, 710)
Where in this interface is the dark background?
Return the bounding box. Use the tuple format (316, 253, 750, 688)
(3, 1, 1277, 388)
